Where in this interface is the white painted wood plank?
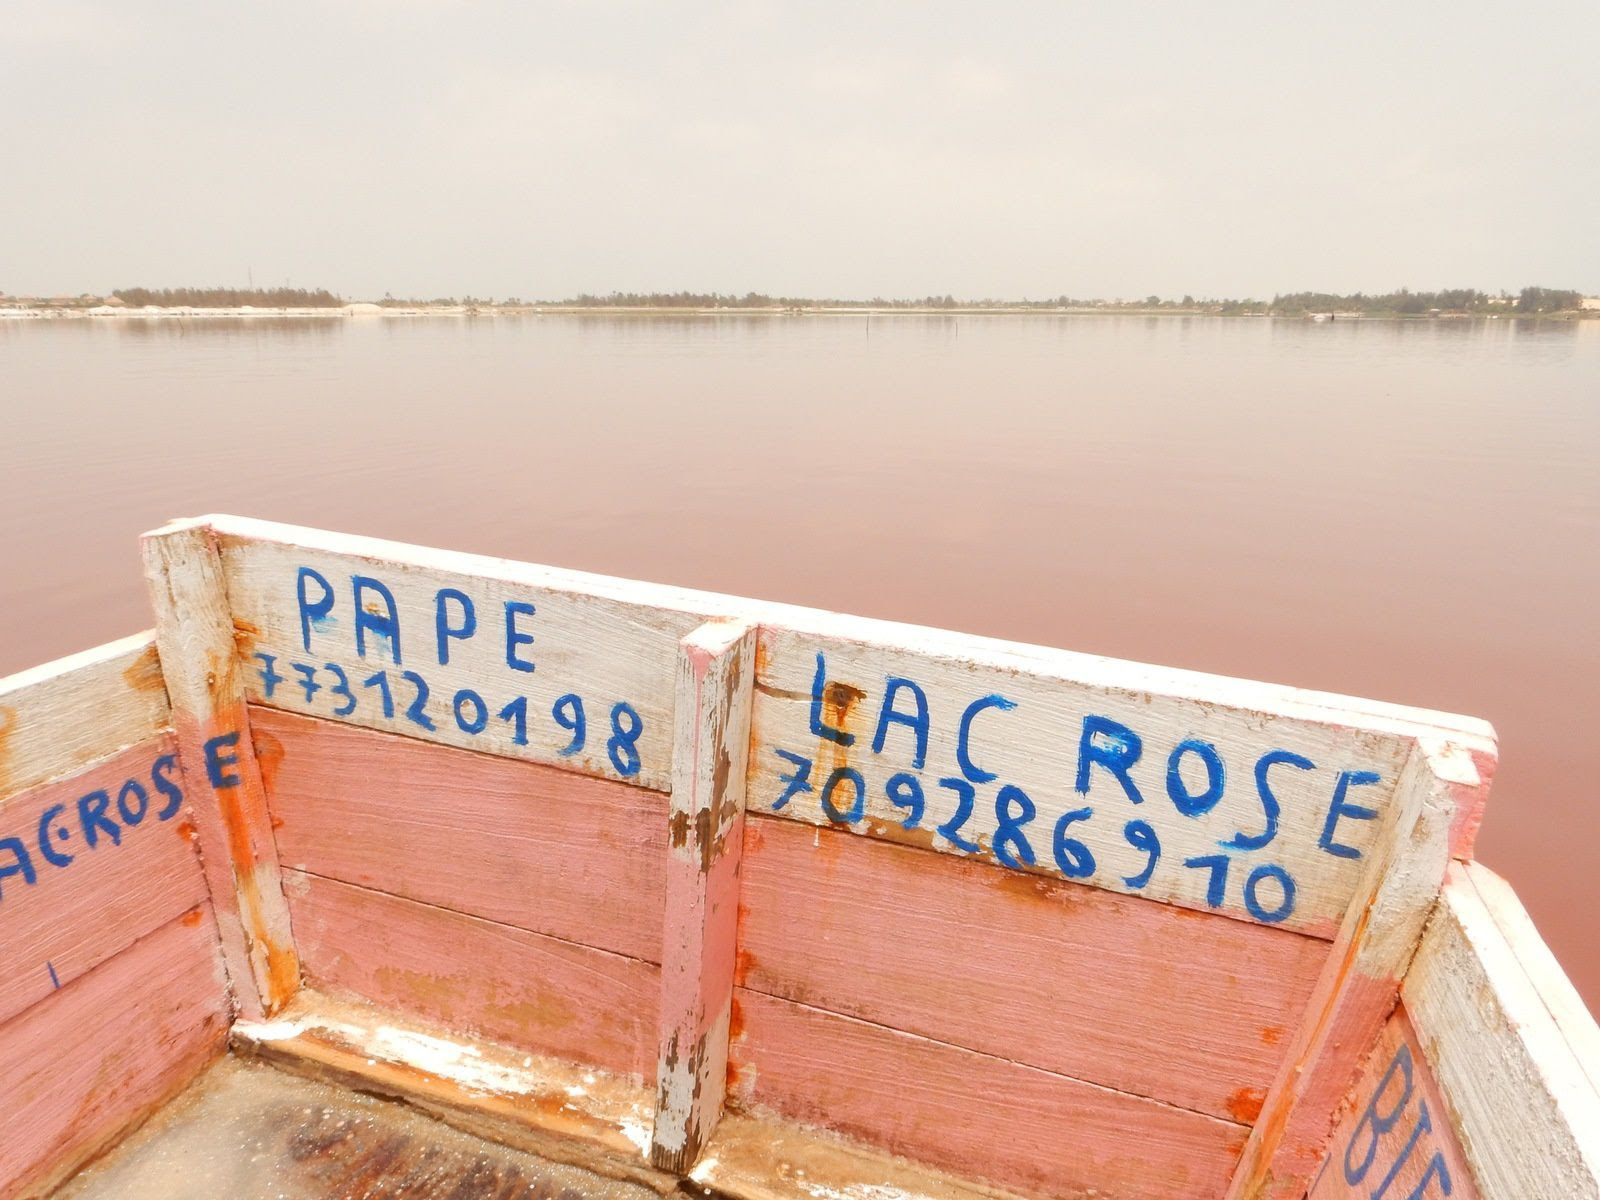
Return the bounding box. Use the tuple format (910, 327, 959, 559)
(652, 619, 757, 1172)
(1404, 862, 1600, 1200)
(0, 634, 170, 799)
(202, 514, 1493, 747)
(217, 533, 709, 792)
(1464, 864, 1600, 1102)
(144, 518, 300, 1019)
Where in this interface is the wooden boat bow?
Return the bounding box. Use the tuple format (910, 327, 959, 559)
(0, 516, 1593, 1199)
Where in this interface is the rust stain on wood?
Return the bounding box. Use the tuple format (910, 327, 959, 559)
(817, 677, 864, 787)
(265, 940, 301, 1008)
(231, 617, 262, 662)
(732, 946, 758, 989)
(667, 809, 691, 850)
(978, 862, 1091, 910)
(1227, 1085, 1268, 1124)
(861, 814, 943, 855)
(695, 806, 716, 873)
(252, 728, 286, 798)
(121, 643, 169, 699)
(724, 992, 748, 1093)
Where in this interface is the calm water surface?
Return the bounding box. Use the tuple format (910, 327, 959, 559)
(2, 314, 1596, 1003)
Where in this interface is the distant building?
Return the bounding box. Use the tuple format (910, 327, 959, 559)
(1581, 296, 1600, 311)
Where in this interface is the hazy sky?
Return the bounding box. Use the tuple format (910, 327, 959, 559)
(3, 2, 1596, 300)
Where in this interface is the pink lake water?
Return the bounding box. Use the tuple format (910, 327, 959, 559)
(1, 312, 1595, 1004)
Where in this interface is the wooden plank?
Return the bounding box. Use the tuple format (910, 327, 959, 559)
(0, 909, 229, 1200)
(728, 987, 1248, 1200)
(215, 524, 708, 791)
(1402, 862, 1600, 1199)
(257, 707, 667, 963)
(143, 518, 300, 1019)
(737, 813, 1327, 1122)
(652, 620, 757, 1172)
(1307, 1006, 1479, 1200)
(0, 633, 169, 799)
(749, 626, 1494, 936)
(285, 870, 659, 1079)
(233, 990, 673, 1190)
(0, 737, 207, 1026)
(1463, 864, 1600, 1103)
(1226, 736, 1488, 1200)
(696, 1111, 1033, 1200)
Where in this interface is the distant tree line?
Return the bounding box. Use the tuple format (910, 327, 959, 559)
(112, 286, 344, 308)
(542, 291, 1099, 309)
(1268, 287, 1583, 315)
(20, 284, 1580, 315)
(531, 288, 1587, 314)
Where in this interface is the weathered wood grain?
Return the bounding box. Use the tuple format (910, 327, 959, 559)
(1307, 1005, 1478, 1200)
(696, 1111, 1034, 1200)
(749, 626, 1493, 936)
(144, 518, 299, 1019)
(1226, 736, 1487, 1200)
(0, 909, 229, 1200)
(216, 526, 707, 791)
(0, 737, 208, 1026)
(737, 813, 1326, 1123)
(728, 987, 1248, 1200)
(233, 990, 673, 1191)
(652, 620, 757, 1172)
(256, 707, 667, 963)
(1464, 864, 1600, 1103)
(285, 869, 659, 1079)
(0, 633, 170, 799)
(1402, 862, 1600, 1199)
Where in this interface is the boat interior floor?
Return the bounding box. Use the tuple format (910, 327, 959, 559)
(52, 1055, 663, 1200)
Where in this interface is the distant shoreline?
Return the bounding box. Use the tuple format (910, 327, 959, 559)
(3, 303, 1593, 321)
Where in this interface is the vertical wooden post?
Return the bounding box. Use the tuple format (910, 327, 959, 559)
(651, 618, 758, 1173)
(142, 517, 299, 1020)
(1226, 736, 1488, 1200)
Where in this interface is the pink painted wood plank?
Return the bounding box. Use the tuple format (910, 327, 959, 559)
(0, 908, 229, 1200)
(729, 987, 1247, 1200)
(0, 737, 209, 1026)
(737, 815, 1328, 1123)
(255, 707, 667, 964)
(1307, 1005, 1478, 1200)
(286, 869, 660, 1080)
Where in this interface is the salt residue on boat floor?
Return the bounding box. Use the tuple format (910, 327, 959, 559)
(53, 1054, 662, 1200)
